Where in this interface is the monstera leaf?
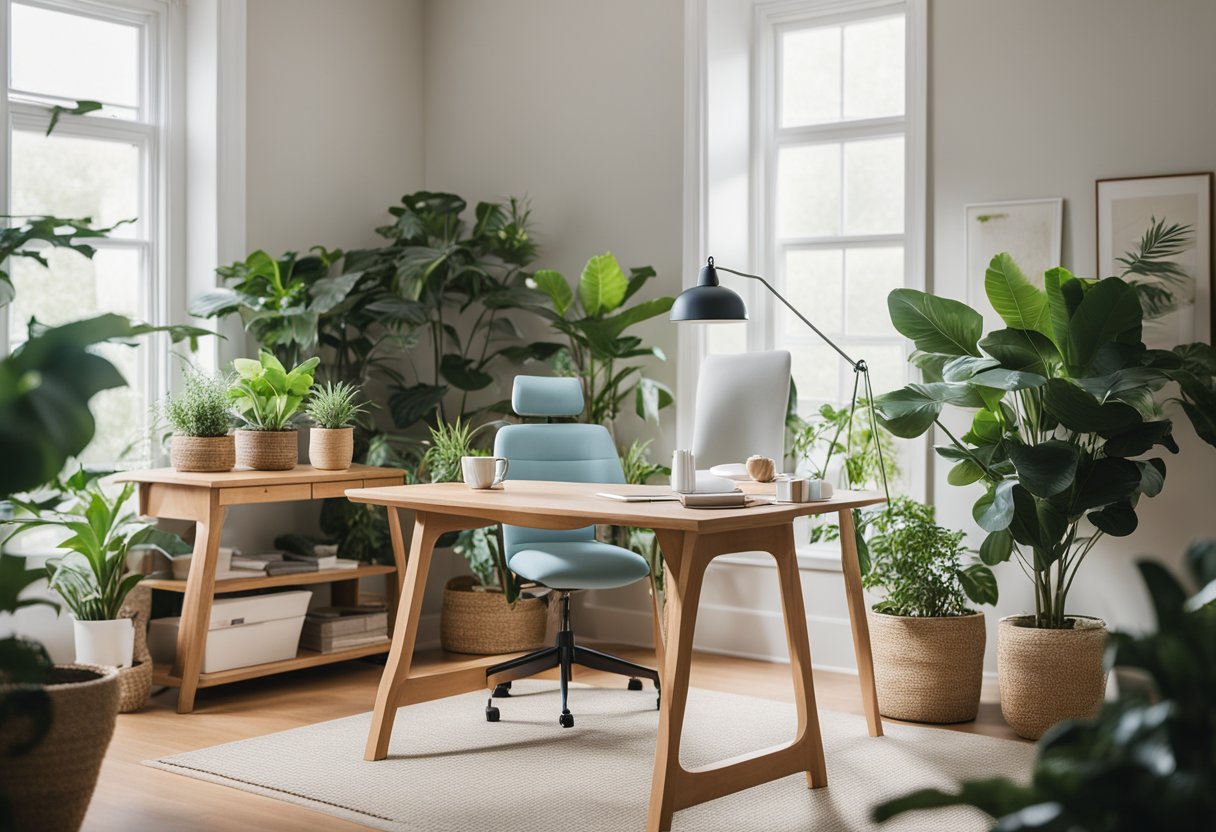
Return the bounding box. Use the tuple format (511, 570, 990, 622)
(888, 289, 983, 357)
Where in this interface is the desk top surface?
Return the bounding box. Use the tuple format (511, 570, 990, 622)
(345, 480, 884, 533)
(114, 463, 404, 489)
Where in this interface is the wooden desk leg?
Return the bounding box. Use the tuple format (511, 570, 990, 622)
(173, 491, 226, 714)
(365, 511, 440, 761)
(384, 506, 407, 632)
(648, 532, 707, 832)
(775, 524, 827, 788)
(839, 508, 882, 737)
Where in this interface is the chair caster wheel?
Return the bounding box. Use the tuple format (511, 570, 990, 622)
(559, 710, 574, 728)
(492, 683, 512, 698)
(485, 699, 500, 723)
(627, 677, 643, 691)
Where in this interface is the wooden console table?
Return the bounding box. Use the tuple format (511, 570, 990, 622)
(115, 464, 404, 713)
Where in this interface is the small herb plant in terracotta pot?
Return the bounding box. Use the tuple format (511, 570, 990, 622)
(163, 366, 234, 472)
(305, 381, 367, 471)
(228, 350, 319, 470)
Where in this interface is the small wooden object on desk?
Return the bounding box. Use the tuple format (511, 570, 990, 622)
(113, 464, 404, 713)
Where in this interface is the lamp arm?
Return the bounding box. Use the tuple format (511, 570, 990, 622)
(714, 265, 861, 370)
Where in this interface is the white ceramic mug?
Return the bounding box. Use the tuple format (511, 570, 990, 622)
(461, 455, 509, 489)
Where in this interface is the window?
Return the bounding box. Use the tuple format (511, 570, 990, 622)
(3, 0, 177, 465)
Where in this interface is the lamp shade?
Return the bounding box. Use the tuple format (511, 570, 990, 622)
(670, 257, 749, 323)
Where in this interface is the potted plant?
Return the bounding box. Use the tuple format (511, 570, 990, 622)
(874, 248, 1216, 738)
(425, 420, 549, 655)
(862, 497, 997, 723)
(305, 381, 367, 471)
(5, 478, 189, 669)
(228, 350, 320, 470)
(162, 365, 234, 472)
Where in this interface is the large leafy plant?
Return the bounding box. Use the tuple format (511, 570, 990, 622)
(529, 252, 674, 437)
(228, 350, 320, 430)
(874, 540, 1216, 831)
(874, 250, 1216, 629)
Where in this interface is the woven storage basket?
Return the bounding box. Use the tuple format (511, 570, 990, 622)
(170, 434, 235, 472)
(441, 576, 549, 655)
(869, 610, 986, 724)
(235, 428, 298, 470)
(115, 585, 153, 712)
(0, 664, 119, 832)
(309, 427, 354, 471)
(998, 614, 1107, 739)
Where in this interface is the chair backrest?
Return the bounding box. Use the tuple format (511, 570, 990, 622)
(494, 376, 625, 558)
(691, 351, 791, 468)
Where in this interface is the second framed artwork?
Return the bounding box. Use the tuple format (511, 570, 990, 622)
(1097, 172, 1213, 346)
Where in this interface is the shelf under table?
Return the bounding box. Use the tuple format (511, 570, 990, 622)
(142, 564, 396, 594)
(153, 640, 394, 688)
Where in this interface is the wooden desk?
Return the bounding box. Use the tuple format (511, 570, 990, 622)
(345, 480, 885, 832)
(115, 464, 404, 713)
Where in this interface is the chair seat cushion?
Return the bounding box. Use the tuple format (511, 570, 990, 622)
(508, 541, 650, 590)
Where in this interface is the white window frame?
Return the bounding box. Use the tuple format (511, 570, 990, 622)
(681, 0, 927, 568)
(1, 0, 185, 464)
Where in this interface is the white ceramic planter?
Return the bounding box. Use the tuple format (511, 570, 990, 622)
(74, 618, 135, 668)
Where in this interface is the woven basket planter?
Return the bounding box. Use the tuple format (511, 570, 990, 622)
(117, 585, 153, 713)
(309, 427, 354, 471)
(440, 576, 549, 655)
(170, 434, 235, 473)
(869, 610, 986, 723)
(998, 614, 1107, 739)
(235, 428, 298, 470)
(0, 664, 119, 832)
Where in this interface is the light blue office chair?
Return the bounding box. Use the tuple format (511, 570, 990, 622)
(484, 376, 660, 728)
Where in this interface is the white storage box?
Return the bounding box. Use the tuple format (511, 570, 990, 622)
(149, 590, 313, 673)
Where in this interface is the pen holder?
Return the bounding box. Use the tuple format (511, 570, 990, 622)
(671, 449, 696, 494)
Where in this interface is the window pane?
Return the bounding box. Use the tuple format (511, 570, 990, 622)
(858, 343, 908, 400)
(844, 136, 903, 234)
(11, 130, 141, 237)
(846, 247, 903, 335)
(784, 249, 842, 336)
(777, 143, 840, 238)
(843, 16, 904, 120)
(781, 25, 840, 127)
(81, 342, 147, 465)
(9, 248, 143, 337)
(10, 3, 140, 109)
(790, 343, 839, 402)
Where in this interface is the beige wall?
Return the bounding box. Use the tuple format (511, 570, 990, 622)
(245, 0, 426, 254)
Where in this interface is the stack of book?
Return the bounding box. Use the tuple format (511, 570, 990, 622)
(227, 552, 361, 577)
(300, 606, 389, 653)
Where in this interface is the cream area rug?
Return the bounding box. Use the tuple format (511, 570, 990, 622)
(146, 681, 1033, 831)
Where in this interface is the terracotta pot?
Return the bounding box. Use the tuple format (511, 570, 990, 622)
(170, 434, 235, 472)
(235, 428, 298, 471)
(440, 575, 549, 654)
(309, 426, 354, 471)
(869, 610, 986, 723)
(0, 664, 119, 832)
(998, 614, 1107, 739)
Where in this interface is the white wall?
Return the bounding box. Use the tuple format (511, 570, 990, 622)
(931, 0, 1216, 667)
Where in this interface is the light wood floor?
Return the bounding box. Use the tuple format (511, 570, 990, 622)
(84, 645, 1021, 831)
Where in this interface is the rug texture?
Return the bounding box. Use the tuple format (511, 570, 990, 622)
(146, 681, 1032, 831)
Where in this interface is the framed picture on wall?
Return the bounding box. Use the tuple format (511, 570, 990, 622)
(964, 198, 1064, 335)
(1097, 172, 1213, 346)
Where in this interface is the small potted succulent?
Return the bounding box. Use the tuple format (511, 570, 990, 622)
(227, 351, 320, 470)
(162, 365, 234, 472)
(862, 497, 998, 724)
(305, 381, 367, 471)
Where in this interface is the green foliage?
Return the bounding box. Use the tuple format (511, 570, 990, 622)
(874, 238, 1216, 629)
(873, 539, 1216, 831)
(421, 419, 489, 484)
(162, 365, 231, 437)
(862, 498, 997, 617)
(227, 350, 320, 431)
(305, 381, 367, 429)
(44, 100, 102, 135)
(4, 478, 189, 621)
(527, 252, 674, 435)
(608, 439, 671, 593)
(0, 215, 123, 306)
(1116, 216, 1196, 320)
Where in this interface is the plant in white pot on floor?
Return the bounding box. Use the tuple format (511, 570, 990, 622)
(228, 350, 320, 470)
(862, 497, 998, 723)
(305, 381, 367, 471)
(5, 478, 190, 668)
(162, 365, 234, 472)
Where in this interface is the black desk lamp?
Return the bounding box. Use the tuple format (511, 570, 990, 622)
(672, 256, 890, 498)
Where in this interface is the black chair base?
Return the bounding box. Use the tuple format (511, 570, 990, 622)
(485, 592, 659, 727)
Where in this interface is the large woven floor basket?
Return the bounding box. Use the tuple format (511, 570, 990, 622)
(441, 576, 549, 655)
(0, 664, 119, 832)
(869, 610, 986, 724)
(998, 614, 1107, 739)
